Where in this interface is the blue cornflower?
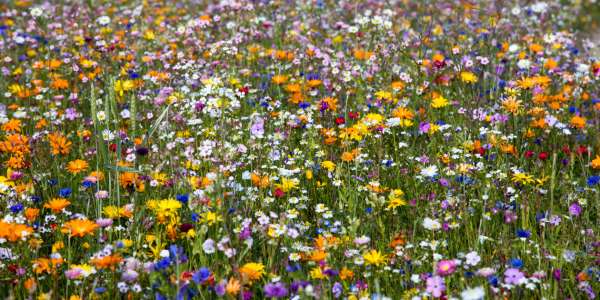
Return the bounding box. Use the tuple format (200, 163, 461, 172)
(59, 188, 72, 198)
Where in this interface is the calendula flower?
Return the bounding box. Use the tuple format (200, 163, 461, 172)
(65, 160, 89, 174)
(239, 263, 265, 285)
(91, 253, 123, 270)
(61, 219, 98, 238)
(44, 198, 71, 214)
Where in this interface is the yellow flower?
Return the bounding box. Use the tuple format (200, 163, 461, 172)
(386, 196, 406, 210)
(512, 173, 534, 185)
(363, 249, 389, 266)
(155, 199, 182, 219)
(321, 161, 336, 171)
(431, 96, 449, 108)
(144, 30, 156, 40)
(310, 267, 329, 279)
(306, 170, 313, 179)
(460, 72, 477, 83)
(199, 211, 221, 226)
(275, 178, 299, 192)
(114, 80, 134, 96)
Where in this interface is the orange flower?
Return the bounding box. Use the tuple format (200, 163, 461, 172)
(340, 267, 355, 280)
(61, 219, 99, 238)
(2, 119, 21, 132)
(90, 171, 105, 181)
(51, 78, 69, 90)
(285, 83, 301, 93)
(391, 107, 414, 120)
(31, 257, 63, 274)
(251, 174, 270, 187)
(0, 222, 34, 242)
(65, 160, 89, 174)
(516, 76, 538, 89)
(341, 152, 355, 162)
(4, 156, 25, 169)
(287, 92, 304, 104)
(271, 75, 287, 85)
(44, 198, 71, 214)
(91, 253, 124, 270)
(36, 119, 47, 128)
(25, 208, 40, 222)
(47, 132, 72, 156)
(307, 79, 322, 88)
(238, 263, 265, 285)
(309, 250, 328, 262)
(571, 116, 587, 128)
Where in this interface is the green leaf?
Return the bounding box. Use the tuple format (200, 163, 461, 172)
(94, 119, 108, 164)
(101, 164, 141, 173)
(140, 104, 170, 148)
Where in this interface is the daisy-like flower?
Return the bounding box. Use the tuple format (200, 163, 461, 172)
(97, 16, 111, 26)
(354, 235, 371, 245)
(30, 7, 43, 18)
(422, 218, 442, 231)
(420, 165, 438, 177)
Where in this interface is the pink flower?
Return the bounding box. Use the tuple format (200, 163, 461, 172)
(353, 235, 371, 245)
(437, 260, 456, 275)
(96, 218, 113, 227)
(476, 268, 495, 277)
(504, 268, 525, 285)
(65, 108, 77, 121)
(426, 276, 446, 298)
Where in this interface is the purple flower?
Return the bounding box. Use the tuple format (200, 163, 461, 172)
(121, 269, 139, 282)
(264, 283, 288, 298)
(426, 276, 446, 298)
(250, 118, 265, 138)
(214, 283, 227, 296)
(553, 268, 562, 279)
(65, 108, 77, 121)
(290, 281, 309, 293)
(569, 204, 581, 216)
(419, 122, 430, 133)
(332, 282, 342, 298)
(504, 268, 525, 285)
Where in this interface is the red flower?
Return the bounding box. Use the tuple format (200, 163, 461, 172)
(539, 152, 548, 160)
(335, 117, 345, 125)
(109, 144, 117, 152)
(577, 146, 589, 156)
(564, 145, 572, 154)
(274, 188, 286, 199)
(525, 150, 534, 158)
(8, 265, 18, 274)
(349, 112, 360, 119)
(473, 149, 485, 156)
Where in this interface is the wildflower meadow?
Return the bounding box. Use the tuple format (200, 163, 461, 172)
(2, 0, 600, 299)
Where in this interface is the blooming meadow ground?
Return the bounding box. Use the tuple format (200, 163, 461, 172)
(1, 0, 600, 299)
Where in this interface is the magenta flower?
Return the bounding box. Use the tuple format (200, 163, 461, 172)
(437, 260, 456, 275)
(419, 122, 430, 133)
(569, 204, 581, 216)
(504, 268, 525, 285)
(426, 276, 446, 298)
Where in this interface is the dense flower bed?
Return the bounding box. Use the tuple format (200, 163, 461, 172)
(1, 0, 600, 299)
